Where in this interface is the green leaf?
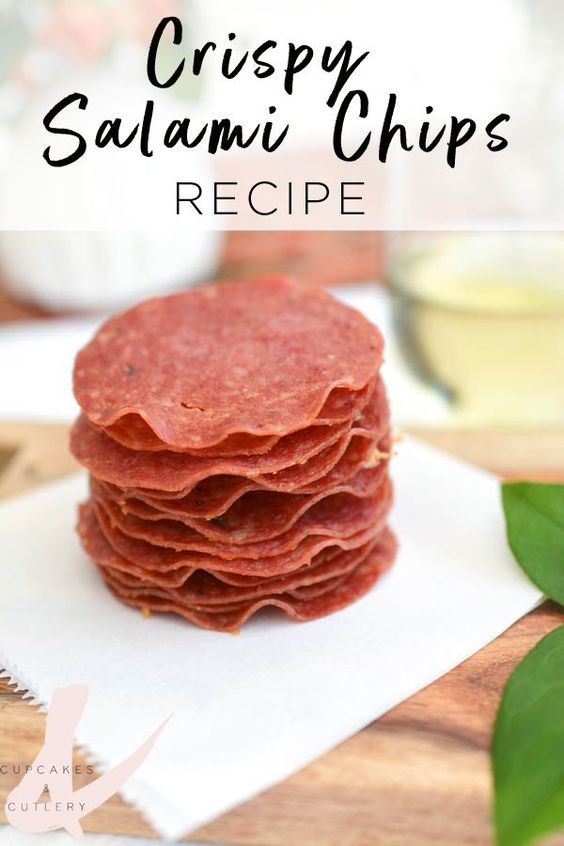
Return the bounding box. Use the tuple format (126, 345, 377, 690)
(493, 625, 564, 846)
(502, 482, 564, 605)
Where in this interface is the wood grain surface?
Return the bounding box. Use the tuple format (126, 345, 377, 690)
(0, 422, 563, 846)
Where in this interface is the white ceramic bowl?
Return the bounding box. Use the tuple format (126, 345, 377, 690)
(0, 228, 223, 312)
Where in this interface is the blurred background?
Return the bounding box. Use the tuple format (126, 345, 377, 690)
(3, 229, 564, 433)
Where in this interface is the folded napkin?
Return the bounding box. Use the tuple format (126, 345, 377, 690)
(0, 438, 541, 840)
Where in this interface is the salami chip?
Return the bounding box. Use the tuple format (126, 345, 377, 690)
(70, 391, 387, 494)
(83, 499, 383, 605)
(93, 479, 392, 560)
(93, 500, 386, 577)
(93, 462, 388, 541)
(112, 432, 391, 514)
(73, 276, 383, 451)
(72, 277, 397, 630)
(78, 501, 373, 592)
(97, 529, 397, 632)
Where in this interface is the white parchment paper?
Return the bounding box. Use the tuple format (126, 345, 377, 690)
(0, 438, 541, 839)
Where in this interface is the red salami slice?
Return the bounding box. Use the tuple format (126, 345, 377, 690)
(94, 462, 388, 542)
(107, 431, 390, 514)
(72, 277, 396, 630)
(100, 558, 358, 609)
(90, 523, 383, 605)
(71, 402, 386, 495)
(286, 574, 348, 600)
(78, 503, 196, 588)
(93, 477, 392, 559)
(98, 546, 370, 600)
(102, 381, 376, 454)
(97, 528, 397, 631)
(93, 499, 386, 577)
(138, 476, 258, 512)
(73, 276, 383, 450)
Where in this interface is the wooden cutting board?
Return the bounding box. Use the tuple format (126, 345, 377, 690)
(0, 422, 563, 846)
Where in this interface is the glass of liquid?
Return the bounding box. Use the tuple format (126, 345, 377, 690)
(387, 232, 564, 426)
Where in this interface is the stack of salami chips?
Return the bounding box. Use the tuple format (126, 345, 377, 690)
(71, 277, 396, 632)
